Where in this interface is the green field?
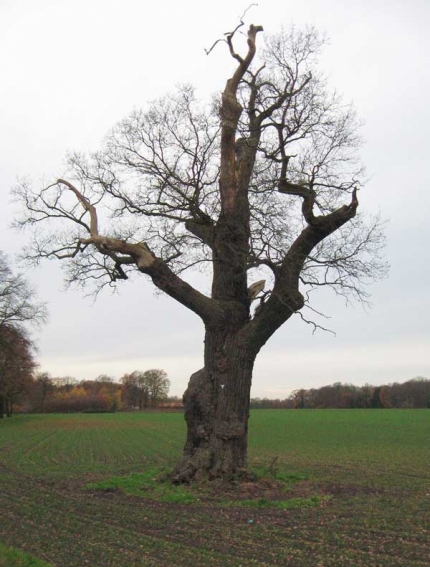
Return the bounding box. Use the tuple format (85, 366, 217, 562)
(0, 410, 429, 566)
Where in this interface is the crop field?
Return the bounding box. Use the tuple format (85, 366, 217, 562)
(0, 410, 429, 566)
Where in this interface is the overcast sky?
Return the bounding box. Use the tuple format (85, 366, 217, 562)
(1, 0, 429, 397)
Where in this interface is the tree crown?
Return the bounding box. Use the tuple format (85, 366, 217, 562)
(13, 22, 386, 348)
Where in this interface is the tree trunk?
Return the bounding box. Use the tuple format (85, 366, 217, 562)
(172, 328, 256, 483)
(0, 395, 4, 419)
(5, 396, 12, 418)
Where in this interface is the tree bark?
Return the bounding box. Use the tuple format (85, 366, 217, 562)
(6, 397, 12, 418)
(172, 327, 256, 483)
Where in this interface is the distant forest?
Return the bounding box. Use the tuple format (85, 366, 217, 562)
(250, 377, 430, 409)
(2, 373, 429, 417)
(1, 370, 172, 417)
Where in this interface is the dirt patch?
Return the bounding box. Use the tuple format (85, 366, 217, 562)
(320, 482, 387, 497)
(194, 477, 320, 503)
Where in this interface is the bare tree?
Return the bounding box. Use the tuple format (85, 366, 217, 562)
(0, 325, 36, 418)
(120, 372, 139, 409)
(0, 251, 47, 331)
(120, 371, 150, 410)
(120, 369, 170, 409)
(144, 369, 170, 407)
(35, 371, 53, 413)
(13, 22, 386, 480)
(0, 252, 46, 417)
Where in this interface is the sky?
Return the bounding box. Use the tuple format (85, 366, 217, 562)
(1, 0, 429, 397)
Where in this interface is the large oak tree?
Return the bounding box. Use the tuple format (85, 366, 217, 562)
(14, 23, 385, 480)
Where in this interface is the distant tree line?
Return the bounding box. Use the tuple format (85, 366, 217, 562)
(4, 371, 430, 416)
(250, 377, 430, 410)
(250, 398, 293, 409)
(0, 249, 173, 418)
(2, 369, 171, 416)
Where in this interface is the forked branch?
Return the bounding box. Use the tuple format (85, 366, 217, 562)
(204, 4, 259, 56)
(40, 180, 241, 326)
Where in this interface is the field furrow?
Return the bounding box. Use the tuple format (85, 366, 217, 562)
(0, 410, 429, 566)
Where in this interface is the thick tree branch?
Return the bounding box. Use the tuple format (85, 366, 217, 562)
(278, 179, 317, 224)
(57, 179, 99, 235)
(185, 218, 215, 247)
(241, 189, 359, 352)
(219, 24, 263, 214)
(278, 189, 359, 292)
(45, 180, 244, 325)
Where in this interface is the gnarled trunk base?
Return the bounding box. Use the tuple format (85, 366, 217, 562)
(172, 345, 255, 484)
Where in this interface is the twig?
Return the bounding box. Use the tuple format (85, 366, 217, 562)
(204, 3, 259, 55)
(295, 310, 336, 336)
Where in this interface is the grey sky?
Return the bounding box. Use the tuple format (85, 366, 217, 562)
(1, 0, 429, 397)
